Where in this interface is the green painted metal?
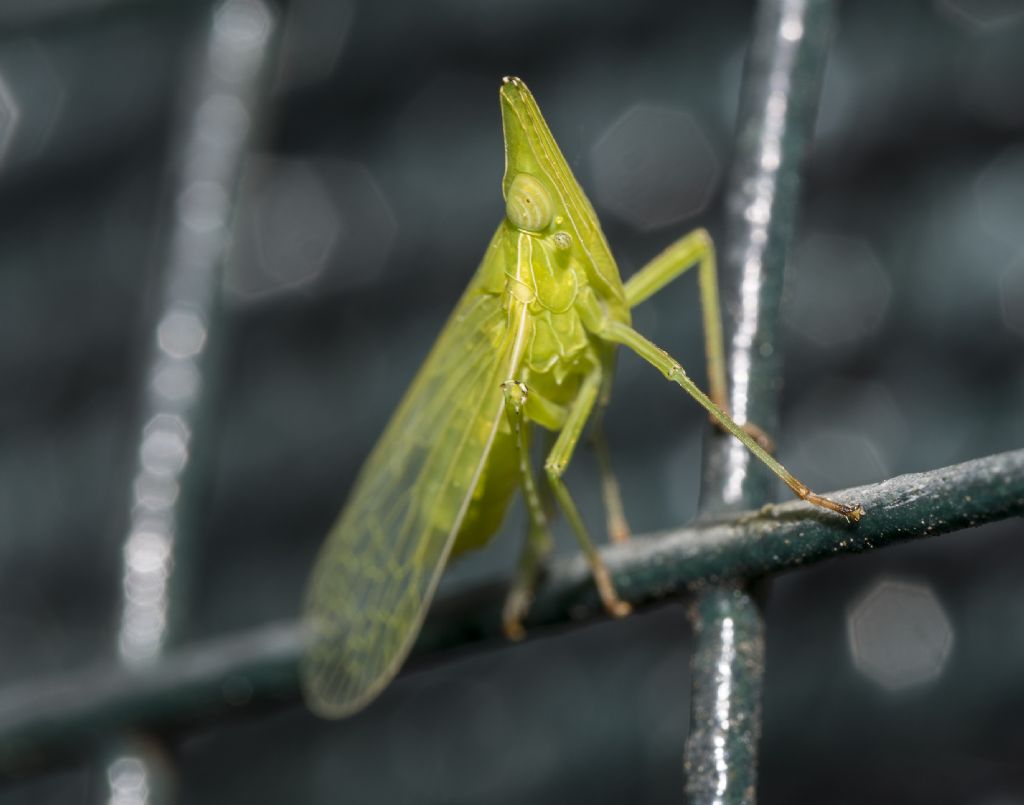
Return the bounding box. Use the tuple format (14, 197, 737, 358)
(685, 586, 765, 804)
(1, 449, 1021, 776)
(684, 0, 836, 799)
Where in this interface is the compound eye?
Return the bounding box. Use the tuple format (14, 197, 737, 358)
(552, 231, 572, 251)
(506, 173, 554, 232)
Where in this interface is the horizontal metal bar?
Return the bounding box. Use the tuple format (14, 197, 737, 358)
(442, 447, 1024, 636)
(0, 622, 302, 778)
(2, 448, 1022, 776)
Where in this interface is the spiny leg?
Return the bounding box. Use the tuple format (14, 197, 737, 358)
(598, 320, 864, 522)
(623, 228, 773, 452)
(544, 370, 632, 617)
(501, 381, 555, 641)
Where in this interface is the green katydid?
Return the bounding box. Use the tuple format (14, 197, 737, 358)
(301, 76, 863, 718)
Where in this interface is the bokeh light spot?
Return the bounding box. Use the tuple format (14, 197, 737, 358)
(107, 755, 149, 805)
(785, 232, 890, 349)
(785, 379, 907, 489)
(937, 0, 1024, 31)
(591, 104, 720, 231)
(974, 145, 1024, 247)
(847, 579, 954, 691)
(157, 310, 207, 360)
(0, 38, 65, 169)
(227, 156, 397, 300)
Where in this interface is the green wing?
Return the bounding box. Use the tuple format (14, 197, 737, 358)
(302, 229, 517, 717)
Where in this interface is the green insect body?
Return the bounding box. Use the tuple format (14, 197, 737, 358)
(302, 77, 863, 719)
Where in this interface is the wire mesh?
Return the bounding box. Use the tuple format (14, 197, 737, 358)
(1, 1, 1023, 803)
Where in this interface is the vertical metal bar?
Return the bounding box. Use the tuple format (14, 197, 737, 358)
(98, 2, 277, 802)
(683, 0, 835, 802)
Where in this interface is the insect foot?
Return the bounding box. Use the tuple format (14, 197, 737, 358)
(843, 503, 867, 523)
(502, 588, 531, 642)
(794, 482, 865, 523)
(593, 561, 631, 618)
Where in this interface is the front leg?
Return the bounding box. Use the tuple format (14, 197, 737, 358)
(624, 228, 773, 452)
(593, 311, 864, 520)
(542, 370, 631, 618)
(500, 381, 555, 641)
(624, 228, 727, 411)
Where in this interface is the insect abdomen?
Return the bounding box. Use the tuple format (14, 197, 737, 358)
(450, 425, 519, 557)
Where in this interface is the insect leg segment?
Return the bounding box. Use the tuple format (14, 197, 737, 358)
(622, 229, 774, 452)
(543, 370, 632, 618)
(501, 381, 548, 532)
(518, 382, 569, 431)
(595, 318, 865, 523)
(587, 343, 631, 543)
(501, 381, 554, 640)
(623, 228, 727, 412)
(589, 417, 630, 544)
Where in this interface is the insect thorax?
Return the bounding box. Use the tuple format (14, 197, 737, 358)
(500, 228, 594, 387)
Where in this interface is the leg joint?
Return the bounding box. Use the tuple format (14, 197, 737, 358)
(544, 459, 565, 481)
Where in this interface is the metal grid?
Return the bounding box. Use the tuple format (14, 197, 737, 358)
(1, 0, 1023, 802)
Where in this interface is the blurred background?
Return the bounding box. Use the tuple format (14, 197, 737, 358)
(1, 0, 1024, 802)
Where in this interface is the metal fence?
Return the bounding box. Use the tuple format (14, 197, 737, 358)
(1, 0, 1023, 802)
